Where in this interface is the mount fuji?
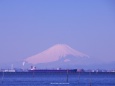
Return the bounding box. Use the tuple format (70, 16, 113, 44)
(25, 44, 89, 66)
(1, 44, 114, 69)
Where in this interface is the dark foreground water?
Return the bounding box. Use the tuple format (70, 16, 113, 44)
(0, 72, 115, 86)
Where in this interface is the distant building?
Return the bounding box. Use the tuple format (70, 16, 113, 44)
(77, 69, 84, 72)
(4, 69, 15, 72)
(56, 68, 61, 70)
(96, 69, 102, 72)
(30, 66, 36, 70)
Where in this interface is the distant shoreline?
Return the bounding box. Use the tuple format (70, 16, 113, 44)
(0, 69, 115, 73)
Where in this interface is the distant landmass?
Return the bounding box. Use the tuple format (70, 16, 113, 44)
(0, 44, 114, 70)
(25, 44, 89, 66)
(21, 44, 114, 69)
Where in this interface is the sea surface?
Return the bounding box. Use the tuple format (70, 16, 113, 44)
(0, 72, 115, 86)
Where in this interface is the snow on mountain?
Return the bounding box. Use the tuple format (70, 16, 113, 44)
(25, 44, 89, 64)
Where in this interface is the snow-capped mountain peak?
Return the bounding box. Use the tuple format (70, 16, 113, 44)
(25, 44, 89, 64)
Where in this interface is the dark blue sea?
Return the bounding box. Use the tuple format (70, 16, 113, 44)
(0, 72, 115, 86)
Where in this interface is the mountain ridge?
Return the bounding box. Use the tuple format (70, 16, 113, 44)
(25, 44, 89, 64)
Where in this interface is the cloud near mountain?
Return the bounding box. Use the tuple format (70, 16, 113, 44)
(25, 44, 89, 65)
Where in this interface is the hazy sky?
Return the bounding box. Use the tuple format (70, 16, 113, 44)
(0, 0, 115, 67)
